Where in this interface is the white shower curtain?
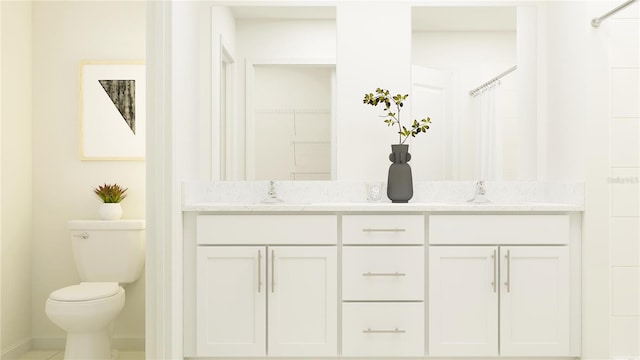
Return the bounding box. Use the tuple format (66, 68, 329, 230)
(472, 83, 504, 181)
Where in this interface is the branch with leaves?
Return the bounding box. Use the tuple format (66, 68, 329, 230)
(363, 88, 432, 144)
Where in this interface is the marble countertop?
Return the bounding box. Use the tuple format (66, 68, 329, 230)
(183, 201, 583, 212)
(182, 180, 585, 212)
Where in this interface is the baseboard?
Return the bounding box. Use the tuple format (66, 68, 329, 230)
(1, 338, 32, 359)
(32, 337, 144, 352)
(582, 358, 639, 360)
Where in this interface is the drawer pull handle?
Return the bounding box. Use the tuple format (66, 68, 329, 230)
(257, 250, 262, 293)
(363, 328, 406, 334)
(362, 228, 406, 232)
(73, 232, 89, 239)
(504, 249, 511, 292)
(271, 249, 275, 293)
(492, 249, 497, 293)
(362, 272, 406, 277)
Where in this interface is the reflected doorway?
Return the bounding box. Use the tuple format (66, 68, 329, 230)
(249, 65, 335, 180)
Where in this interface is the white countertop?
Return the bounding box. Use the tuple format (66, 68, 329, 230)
(183, 201, 583, 212)
(182, 181, 585, 212)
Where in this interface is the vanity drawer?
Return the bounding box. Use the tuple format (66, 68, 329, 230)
(429, 215, 570, 245)
(342, 302, 424, 357)
(196, 215, 337, 245)
(342, 215, 424, 245)
(342, 246, 424, 301)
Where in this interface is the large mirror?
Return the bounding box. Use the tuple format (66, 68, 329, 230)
(212, 5, 337, 180)
(212, 3, 537, 181)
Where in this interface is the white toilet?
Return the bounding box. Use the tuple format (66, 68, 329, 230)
(46, 220, 145, 360)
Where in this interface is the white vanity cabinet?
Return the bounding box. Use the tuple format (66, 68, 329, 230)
(193, 215, 338, 358)
(428, 215, 574, 357)
(196, 246, 266, 357)
(428, 246, 499, 356)
(267, 246, 337, 357)
(499, 246, 570, 356)
(341, 215, 425, 357)
(184, 206, 581, 360)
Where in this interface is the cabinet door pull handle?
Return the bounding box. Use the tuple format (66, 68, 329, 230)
(492, 249, 497, 292)
(258, 250, 262, 293)
(363, 328, 406, 334)
(362, 272, 406, 277)
(362, 228, 406, 232)
(505, 249, 511, 292)
(271, 249, 275, 293)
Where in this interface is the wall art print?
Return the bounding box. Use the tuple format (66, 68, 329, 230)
(79, 61, 145, 160)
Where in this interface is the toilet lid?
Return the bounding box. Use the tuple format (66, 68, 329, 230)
(49, 282, 120, 302)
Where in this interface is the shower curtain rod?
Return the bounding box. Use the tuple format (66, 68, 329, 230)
(592, 0, 637, 27)
(469, 65, 517, 97)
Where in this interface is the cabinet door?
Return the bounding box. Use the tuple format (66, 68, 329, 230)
(196, 246, 266, 356)
(429, 246, 499, 356)
(500, 246, 570, 356)
(268, 246, 338, 357)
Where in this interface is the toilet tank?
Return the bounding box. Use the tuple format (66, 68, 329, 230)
(68, 220, 145, 284)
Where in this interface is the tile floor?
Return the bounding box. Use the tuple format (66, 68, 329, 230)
(15, 350, 144, 360)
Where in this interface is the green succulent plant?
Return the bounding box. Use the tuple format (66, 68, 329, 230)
(363, 88, 432, 144)
(93, 183, 128, 203)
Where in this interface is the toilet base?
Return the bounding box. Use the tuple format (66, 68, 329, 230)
(64, 330, 112, 360)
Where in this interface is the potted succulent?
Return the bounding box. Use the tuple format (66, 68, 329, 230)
(363, 88, 432, 203)
(93, 183, 128, 220)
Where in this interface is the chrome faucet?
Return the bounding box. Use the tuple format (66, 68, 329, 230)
(467, 180, 490, 203)
(476, 180, 486, 196)
(261, 181, 282, 203)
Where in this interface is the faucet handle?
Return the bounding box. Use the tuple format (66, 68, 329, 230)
(476, 180, 486, 195)
(262, 181, 282, 203)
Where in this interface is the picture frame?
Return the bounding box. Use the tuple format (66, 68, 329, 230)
(79, 60, 145, 160)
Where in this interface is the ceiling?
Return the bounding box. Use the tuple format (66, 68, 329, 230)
(231, 6, 336, 20)
(412, 6, 517, 31)
(229, 5, 516, 31)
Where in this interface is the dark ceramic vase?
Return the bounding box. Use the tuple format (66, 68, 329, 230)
(387, 144, 413, 203)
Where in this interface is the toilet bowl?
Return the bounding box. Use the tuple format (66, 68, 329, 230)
(46, 220, 144, 359)
(46, 282, 125, 360)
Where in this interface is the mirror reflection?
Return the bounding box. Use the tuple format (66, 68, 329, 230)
(213, 3, 535, 181)
(252, 65, 335, 180)
(411, 6, 518, 181)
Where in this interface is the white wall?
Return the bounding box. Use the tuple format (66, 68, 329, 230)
(1, 1, 33, 356)
(606, 1, 639, 358)
(540, 1, 638, 358)
(336, 3, 412, 181)
(543, 2, 610, 357)
(31, 1, 146, 349)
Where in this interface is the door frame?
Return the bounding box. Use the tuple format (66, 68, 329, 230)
(244, 58, 336, 180)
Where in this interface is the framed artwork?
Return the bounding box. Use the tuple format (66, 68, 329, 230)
(79, 61, 145, 160)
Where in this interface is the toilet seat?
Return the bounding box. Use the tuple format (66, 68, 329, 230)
(49, 282, 120, 302)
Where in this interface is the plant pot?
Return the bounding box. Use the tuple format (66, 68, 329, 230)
(387, 144, 413, 203)
(99, 203, 122, 220)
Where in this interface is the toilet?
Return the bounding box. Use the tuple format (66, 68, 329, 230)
(46, 220, 145, 360)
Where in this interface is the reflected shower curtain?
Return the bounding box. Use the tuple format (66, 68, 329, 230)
(472, 84, 503, 180)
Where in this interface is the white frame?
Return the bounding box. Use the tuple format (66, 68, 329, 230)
(211, 17, 236, 180)
(79, 60, 145, 160)
(220, 47, 235, 180)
